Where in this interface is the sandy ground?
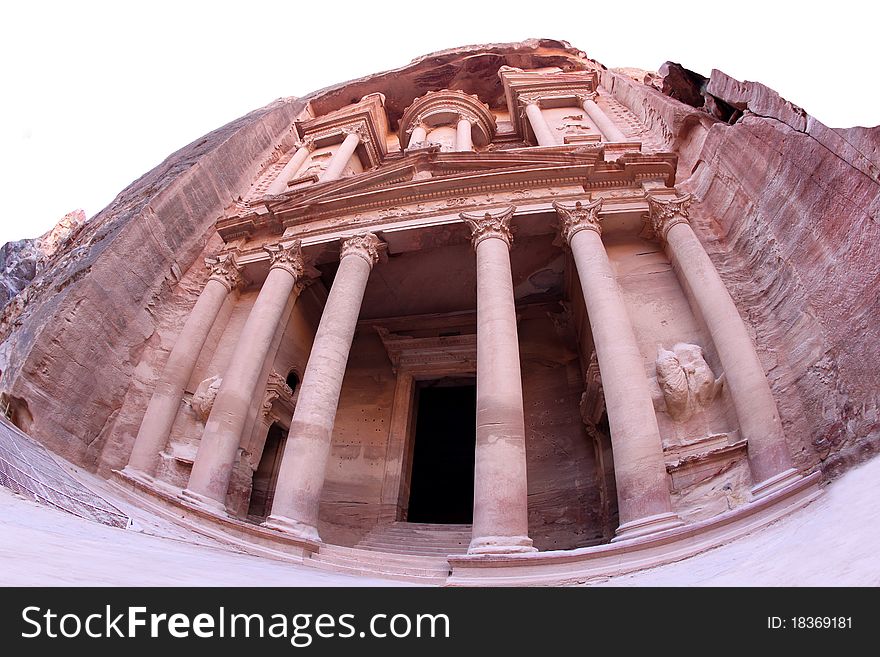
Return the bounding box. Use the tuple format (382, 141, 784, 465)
(1, 456, 878, 586)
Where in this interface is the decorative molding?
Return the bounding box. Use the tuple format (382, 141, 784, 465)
(205, 252, 243, 292)
(340, 232, 382, 267)
(553, 198, 604, 242)
(376, 327, 477, 375)
(460, 205, 516, 248)
(646, 193, 693, 241)
(260, 370, 297, 427)
(263, 239, 305, 278)
(399, 89, 496, 149)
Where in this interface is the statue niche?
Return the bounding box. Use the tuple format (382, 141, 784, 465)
(655, 343, 723, 422)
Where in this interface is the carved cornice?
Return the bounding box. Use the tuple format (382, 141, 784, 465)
(376, 327, 476, 375)
(554, 198, 604, 242)
(399, 89, 496, 149)
(260, 370, 296, 426)
(460, 205, 516, 248)
(263, 239, 305, 278)
(646, 193, 693, 241)
(205, 252, 243, 292)
(340, 232, 382, 267)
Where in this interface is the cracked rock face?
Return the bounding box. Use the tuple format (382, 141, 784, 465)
(0, 38, 877, 495)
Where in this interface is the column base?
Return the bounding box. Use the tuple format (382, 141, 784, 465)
(179, 488, 229, 516)
(612, 512, 685, 542)
(263, 514, 322, 543)
(120, 465, 155, 485)
(467, 535, 537, 555)
(751, 467, 802, 500)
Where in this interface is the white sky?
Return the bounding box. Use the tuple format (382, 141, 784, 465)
(1, 0, 877, 247)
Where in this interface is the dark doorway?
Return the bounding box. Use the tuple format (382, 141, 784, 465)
(248, 423, 287, 520)
(407, 383, 476, 524)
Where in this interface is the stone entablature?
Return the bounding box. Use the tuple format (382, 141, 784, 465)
(216, 149, 676, 244)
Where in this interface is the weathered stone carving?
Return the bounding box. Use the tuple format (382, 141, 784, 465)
(460, 206, 516, 248)
(646, 193, 693, 241)
(191, 374, 222, 422)
(204, 252, 243, 292)
(340, 233, 382, 267)
(656, 343, 723, 421)
(553, 198, 604, 242)
(263, 240, 304, 279)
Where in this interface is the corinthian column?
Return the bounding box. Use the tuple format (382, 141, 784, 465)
(580, 92, 627, 142)
(319, 128, 361, 182)
(181, 241, 306, 513)
(554, 200, 683, 541)
(265, 233, 382, 541)
(456, 116, 474, 151)
(522, 99, 556, 147)
(647, 194, 800, 498)
(124, 253, 242, 479)
(461, 207, 535, 554)
(266, 138, 315, 196)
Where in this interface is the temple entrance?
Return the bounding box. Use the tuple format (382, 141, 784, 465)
(247, 423, 287, 520)
(406, 381, 476, 524)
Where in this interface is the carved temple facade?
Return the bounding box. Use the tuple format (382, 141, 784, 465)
(111, 57, 817, 563)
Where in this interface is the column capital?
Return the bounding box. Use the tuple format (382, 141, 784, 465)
(576, 91, 599, 104)
(205, 252, 244, 292)
(340, 232, 382, 268)
(553, 198, 604, 242)
(296, 136, 316, 152)
(263, 240, 305, 279)
(646, 193, 693, 241)
(461, 206, 516, 248)
(340, 124, 368, 142)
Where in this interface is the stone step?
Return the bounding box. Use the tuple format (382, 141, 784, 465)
(307, 555, 448, 584)
(377, 529, 472, 540)
(318, 544, 451, 568)
(357, 540, 468, 551)
(355, 544, 467, 557)
(384, 522, 472, 531)
(311, 552, 449, 577)
(357, 536, 470, 547)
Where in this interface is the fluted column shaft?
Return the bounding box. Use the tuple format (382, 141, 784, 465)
(126, 255, 241, 477)
(456, 117, 474, 151)
(461, 207, 535, 554)
(555, 200, 683, 541)
(649, 195, 799, 497)
(581, 94, 627, 142)
(265, 234, 381, 541)
(266, 141, 313, 195)
(320, 131, 360, 182)
(181, 242, 305, 512)
(524, 102, 556, 146)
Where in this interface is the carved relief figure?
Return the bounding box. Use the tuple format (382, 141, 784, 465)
(656, 343, 723, 422)
(191, 374, 222, 422)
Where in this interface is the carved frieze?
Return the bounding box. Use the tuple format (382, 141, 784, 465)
(460, 205, 516, 248)
(376, 327, 477, 375)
